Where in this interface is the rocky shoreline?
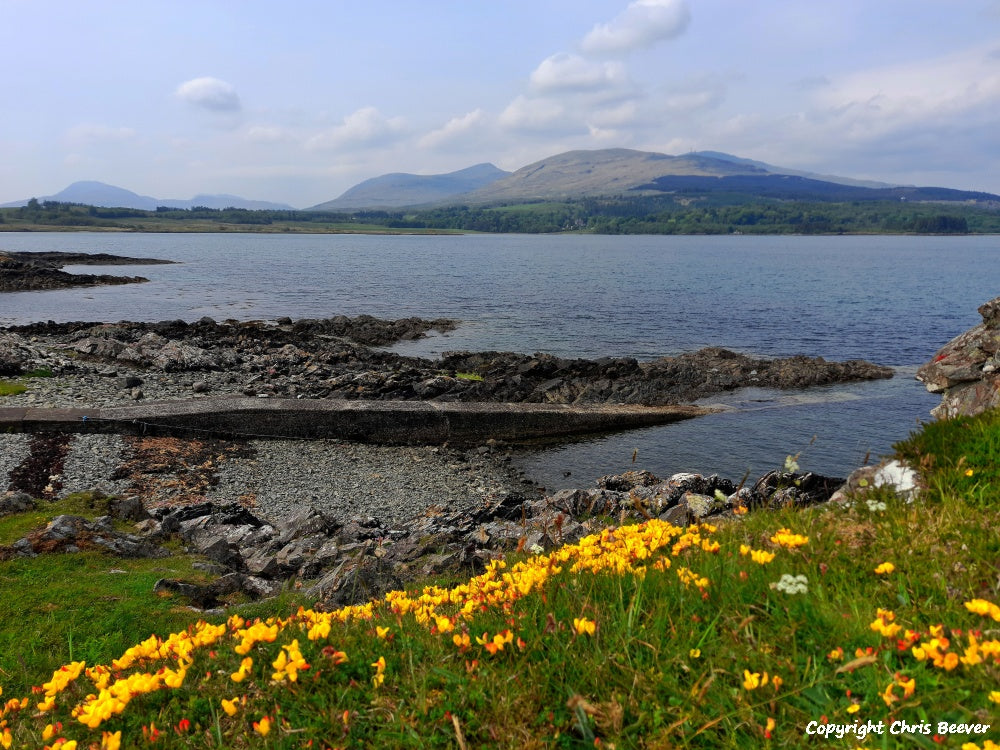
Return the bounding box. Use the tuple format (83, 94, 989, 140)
(0, 311, 918, 611)
(1, 314, 892, 406)
(0, 250, 174, 291)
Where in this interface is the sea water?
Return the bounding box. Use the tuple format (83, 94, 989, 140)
(1, 232, 995, 488)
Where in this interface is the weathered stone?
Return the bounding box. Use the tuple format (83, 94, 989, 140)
(190, 534, 243, 570)
(107, 495, 150, 522)
(683, 492, 722, 519)
(0, 492, 35, 517)
(278, 507, 340, 543)
(917, 296, 1000, 418)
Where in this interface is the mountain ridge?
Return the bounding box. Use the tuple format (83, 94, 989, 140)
(1, 181, 294, 211)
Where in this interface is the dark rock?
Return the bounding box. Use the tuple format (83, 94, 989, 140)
(107, 495, 150, 522)
(0, 492, 35, 517)
(19, 514, 168, 558)
(597, 470, 661, 491)
(309, 552, 404, 610)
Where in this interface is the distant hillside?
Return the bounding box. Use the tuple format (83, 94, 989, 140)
(309, 163, 510, 211)
(1, 181, 294, 211)
(458, 149, 764, 204)
(636, 173, 1000, 203)
(689, 151, 896, 189)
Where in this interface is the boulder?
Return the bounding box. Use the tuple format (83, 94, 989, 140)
(917, 296, 1000, 418)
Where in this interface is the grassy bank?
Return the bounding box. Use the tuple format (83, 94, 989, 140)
(1, 412, 998, 748)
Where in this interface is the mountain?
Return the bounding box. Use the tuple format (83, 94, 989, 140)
(308, 163, 511, 211)
(457, 149, 766, 204)
(1, 181, 294, 211)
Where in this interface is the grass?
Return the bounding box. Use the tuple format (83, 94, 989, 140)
(0, 381, 26, 397)
(0, 414, 999, 748)
(0, 369, 51, 398)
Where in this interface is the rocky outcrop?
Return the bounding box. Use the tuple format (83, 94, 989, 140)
(0, 251, 169, 292)
(3, 316, 892, 407)
(917, 297, 1000, 418)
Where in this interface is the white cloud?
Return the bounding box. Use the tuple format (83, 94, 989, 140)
(175, 77, 242, 112)
(581, 0, 690, 55)
(305, 107, 406, 150)
(418, 109, 487, 149)
(811, 43, 1000, 140)
(498, 95, 570, 133)
(530, 53, 628, 93)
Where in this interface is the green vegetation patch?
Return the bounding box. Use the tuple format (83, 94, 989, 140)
(0, 380, 27, 397)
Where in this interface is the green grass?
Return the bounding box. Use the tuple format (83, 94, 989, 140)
(1, 414, 999, 748)
(0, 380, 27, 397)
(454, 371, 484, 382)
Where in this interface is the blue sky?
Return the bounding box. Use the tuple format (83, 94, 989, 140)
(3, 0, 1000, 208)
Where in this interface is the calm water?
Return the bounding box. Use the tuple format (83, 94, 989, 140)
(1, 232, 996, 489)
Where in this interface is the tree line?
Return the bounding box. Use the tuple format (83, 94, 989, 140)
(2, 197, 996, 234)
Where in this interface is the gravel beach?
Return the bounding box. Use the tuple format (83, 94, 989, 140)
(1, 428, 535, 527)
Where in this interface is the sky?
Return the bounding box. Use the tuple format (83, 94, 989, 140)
(3, 0, 1000, 208)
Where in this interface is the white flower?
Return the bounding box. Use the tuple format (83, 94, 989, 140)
(783, 455, 800, 474)
(771, 574, 809, 595)
(866, 499, 887, 512)
(529, 543, 544, 555)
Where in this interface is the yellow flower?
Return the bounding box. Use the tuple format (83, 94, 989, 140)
(0, 727, 9, 750)
(221, 698, 240, 716)
(965, 598, 1000, 621)
(230, 656, 253, 683)
(769, 528, 809, 548)
(371, 656, 386, 688)
(376, 626, 390, 640)
(874, 561, 895, 575)
(253, 716, 271, 736)
(100, 731, 121, 750)
(989, 690, 1000, 704)
(573, 617, 597, 636)
(689, 648, 701, 659)
(846, 704, 860, 714)
(743, 670, 768, 690)
(965, 468, 974, 476)
(827, 647, 844, 661)
(43, 723, 58, 740)
(896, 675, 916, 698)
(771, 674, 783, 692)
(435, 616, 454, 633)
